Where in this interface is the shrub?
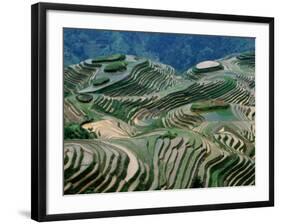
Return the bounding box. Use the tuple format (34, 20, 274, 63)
(92, 77, 110, 86)
(64, 91, 70, 98)
(92, 54, 126, 63)
(91, 63, 102, 67)
(64, 124, 91, 140)
(237, 51, 255, 60)
(161, 130, 178, 140)
(104, 61, 127, 73)
(191, 177, 204, 188)
(190, 100, 229, 112)
(76, 94, 93, 103)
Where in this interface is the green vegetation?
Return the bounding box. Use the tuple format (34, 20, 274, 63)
(191, 100, 230, 112)
(161, 130, 178, 139)
(76, 94, 93, 103)
(237, 51, 255, 67)
(92, 77, 110, 86)
(64, 123, 92, 139)
(104, 61, 128, 72)
(191, 177, 204, 188)
(237, 51, 255, 60)
(64, 65, 93, 94)
(63, 53, 256, 195)
(92, 54, 126, 63)
(91, 63, 102, 67)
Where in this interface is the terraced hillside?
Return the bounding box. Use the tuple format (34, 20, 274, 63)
(64, 52, 255, 195)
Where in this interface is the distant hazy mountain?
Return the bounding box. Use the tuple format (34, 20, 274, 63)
(64, 28, 255, 72)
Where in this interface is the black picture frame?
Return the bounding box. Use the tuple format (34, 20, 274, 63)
(31, 2, 274, 222)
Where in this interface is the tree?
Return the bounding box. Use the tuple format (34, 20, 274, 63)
(64, 123, 92, 139)
(192, 176, 204, 188)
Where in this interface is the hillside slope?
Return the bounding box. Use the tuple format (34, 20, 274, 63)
(63, 52, 255, 194)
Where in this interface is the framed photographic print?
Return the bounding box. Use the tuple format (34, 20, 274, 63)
(31, 2, 274, 222)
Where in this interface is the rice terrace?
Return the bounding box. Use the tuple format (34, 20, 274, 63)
(63, 29, 255, 195)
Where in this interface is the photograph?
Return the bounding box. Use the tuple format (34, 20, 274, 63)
(0, 0, 278, 223)
(63, 28, 256, 195)
(30, 2, 274, 221)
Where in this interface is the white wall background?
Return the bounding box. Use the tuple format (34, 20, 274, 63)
(0, 0, 279, 223)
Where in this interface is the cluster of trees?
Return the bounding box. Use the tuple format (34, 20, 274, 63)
(64, 28, 255, 72)
(64, 123, 96, 140)
(104, 61, 128, 72)
(92, 77, 110, 86)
